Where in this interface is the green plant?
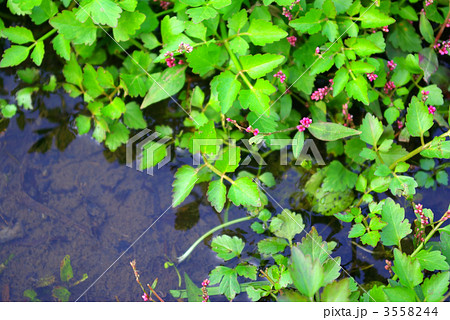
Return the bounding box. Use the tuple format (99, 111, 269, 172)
(1, 0, 450, 302)
(23, 255, 88, 302)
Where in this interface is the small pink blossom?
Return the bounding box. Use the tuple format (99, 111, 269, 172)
(274, 70, 286, 83)
(287, 36, 297, 47)
(384, 260, 393, 275)
(282, 7, 293, 20)
(311, 82, 333, 101)
(300, 117, 312, 128)
(425, 0, 433, 6)
(315, 47, 320, 54)
(367, 72, 378, 82)
(201, 279, 210, 287)
(382, 26, 389, 32)
(246, 126, 252, 133)
(296, 125, 306, 132)
(142, 293, 149, 301)
(384, 81, 395, 94)
(397, 120, 404, 129)
(387, 60, 397, 71)
(253, 128, 260, 136)
(428, 105, 436, 114)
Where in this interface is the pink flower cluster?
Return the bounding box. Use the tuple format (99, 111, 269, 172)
(287, 36, 297, 47)
(387, 60, 397, 71)
(282, 7, 293, 20)
(311, 79, 333, 101)
(382, 26, 389, 32)
(177, 42, 193, 53)
(428, 105, 436, 114)
(288, 0, 301, 10)
(297, 117, 312, 132)
(384, 81, 395, 94)
(342, 103, 353, 126)
(164, 52, 176, 67)
(384, 260, 393, 275)
(274, 70, 286, 83)
(201, 279, 210, 302)
(421, 90, 430, 102)
(397, 120, 404, 129)
(142, 292, 150, 301)
(440, 210, 450, 222)
(415, 204, 428, 226)
(446, 19, 450, 28)
(246, 125, 260, 136)
(315, 47, 320, 55)
(153, 0, 171, 10)
(425, 0, 433, 6)
(434, 41, 450, 55)
(367, 72, 378, 82)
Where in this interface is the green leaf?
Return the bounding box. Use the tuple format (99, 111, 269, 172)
(214, 146, 240, 173)
(415, 250, 449, 272)
(360, 7, 396, 28)
(186, 6, 218, 24)
(76, 115, 91, 135)
(297, 227, 335, 264)
(235, 264, 257, 280)
(192, 120, 217, 154)
(184, 273, 202, 302)
(419, 47, 438, 83)
(211, 71, 241, 114)
(207, 180, 227, 212)
(211, 235, 245, 260)
(102, 97, 125, 120)
(322, 20, 339, 42)
(380, 198, 411, 247)
(290, 9, 323, 34)
(141, 142, 167, 170)
(228, 177, 261, 207)
(52, 34, 71, 60)
(388, 21, 422, 53)
(105, 122, 129, 151)
(420, 137, 450, 159)
(346, 38, 383, 57)
(1, 26, 34, 44)
(333, 67, 349, 97)
(406, 96, 433, 137)
(50, 10, 97, 46)
(247, 19, 287, 46)
(359, 113, 383, 146)
(383, 286, 417, 302)
(419, 85, 444, 106)
(141, 66, 186, 108)
(172, 165, 198, 207)
(308, 122, 361, 141)
(30, 41, 44, 66)
(422, 272, 449, 302)
(361, 231, 381, 247)
(30, 0, 58, 24)
(113, 11, 145, 42)
(60, 255, 73, 282)
(419, 12, 434, 44)
(227, 9, 247, 33)
(16, 87, 37, 110)
(289, 247, 324, 298)
(0, 45, 30, 68)
(123, 102, 146, 129)
(349, 61, 375, 73)
(1, 104, 17, 118)
(209, 266, 240, 300)
(292, 130, 305, 158)
(348, 223, 366, 238)
(346, 75, 369, 105)
(258, 237, 288, 255)
(187, 43, 226, 77)
(240, 53, 284, 79)
(392, 248, 423, 288)
(321, 278, 350, 302)
(269, 209, 304, 242)
(75, 0, 122, 28)
(52, 286, 71, 302)
(238, 79, 275, 115)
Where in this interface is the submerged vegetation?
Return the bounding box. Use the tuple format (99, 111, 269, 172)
(1, 0, 450, 302)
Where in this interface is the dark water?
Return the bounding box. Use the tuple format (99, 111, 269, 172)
(1, 67, 449, 302)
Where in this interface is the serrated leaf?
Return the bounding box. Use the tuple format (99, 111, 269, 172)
(0, 45, 30, 68)
(290, 9, 323, 34)
(346, 75, 369, 105)
(186, 6, 218, 24)
(380, 198, 411, 247)
(415, 250, 449, 272)
(52, 34, 71, 60)
(422, 272, 449, 302)
(207, 180, 226, 212)
(105, 122, 129, 151)
(238, 79, 275, 115)
(240, 53, 284, 79)
(50, 10, 97, 46)
(214, 146, 240, 173)
(269, 209, 304, 242)
(172, 165, 198, 207)
(228, 177, 261, 207)
(211, 71, 241, 114)
(211, 235, 244, 260)
(359, 113, 383, 146)
(322, 278, 350, 302)
(333, 67, 349, 96)
(308, 122, 361, 141)
(289, 247, 324, 298)
(258, 237, 288, 255)
(75, 0, 122, 28)
(76, 115, 91, 135)
(406, 96, 433, 137)
(113, 11, 145, 42)
(123, 102, 146, 129)
(1, 26, 34, 44)
(360, 7, 395, 28)
(247, 19, 287, 46)
(392, 248, 423, 288)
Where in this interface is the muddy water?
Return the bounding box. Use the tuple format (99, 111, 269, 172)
(1, 67, 449, 301)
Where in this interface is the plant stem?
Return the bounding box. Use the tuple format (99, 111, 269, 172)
(177, 216, 253, 263)
(155, 8, 175, 17)
(202, 154, 235, 184)
(38, 29, 57, 42)
(219, 21, 254, 90)
(433, 0, 450, 46)
(388, 130, 450, 170)
(147, 283, 165, 302)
